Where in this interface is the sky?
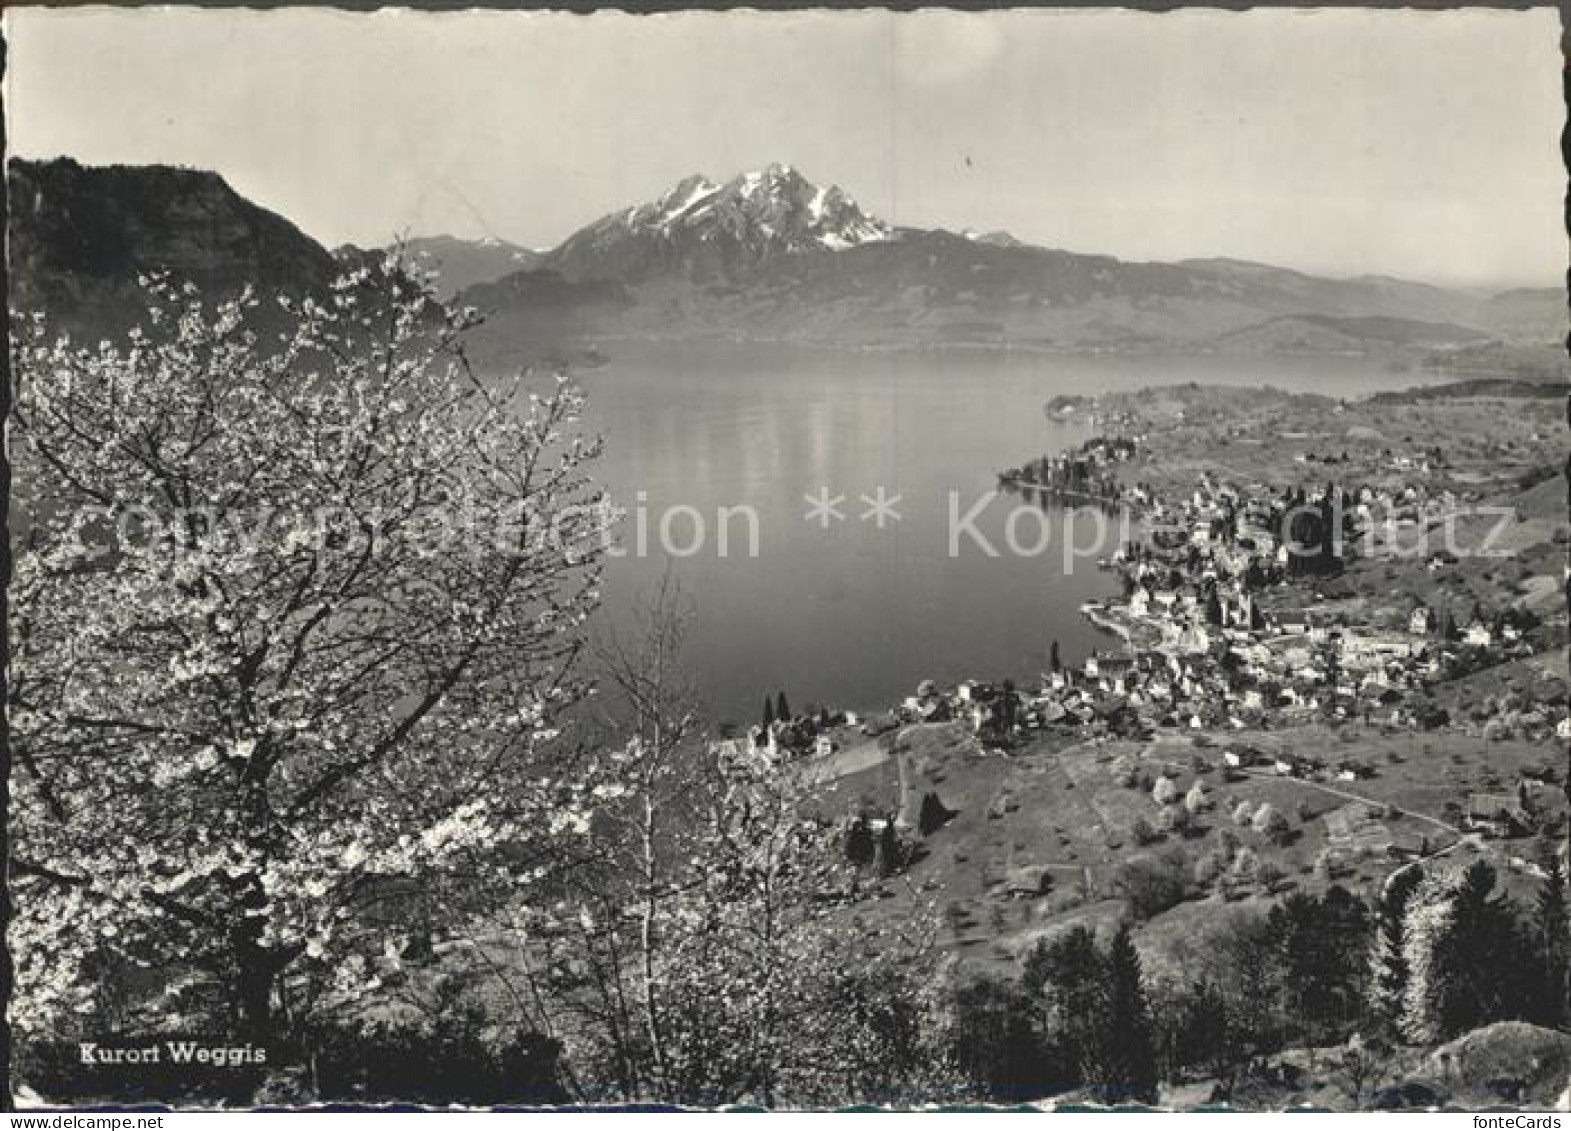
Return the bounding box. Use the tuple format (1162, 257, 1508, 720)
(6, 6, 1565, 288)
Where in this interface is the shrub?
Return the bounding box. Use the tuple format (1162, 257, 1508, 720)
(1257, 859, 1288, 892)
(1252, 803, 1293, 845)
(1115, 848, 1191, 921)
(1314, 849, 1344, 881)
(1194, 848, 1230, 888)
(1153, 776, 1179, 806)
(1230, 846, 1261, 885)
(307, 1008, 567, 1105)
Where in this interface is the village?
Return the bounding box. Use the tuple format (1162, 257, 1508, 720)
(729, 382, 1568, 970)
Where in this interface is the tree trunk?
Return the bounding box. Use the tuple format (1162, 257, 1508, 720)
(229, 871, 291, 1044)
(234, 941, 276, 1043)
(639, 801, 669, 1102)
(231, 776, 286, 1045)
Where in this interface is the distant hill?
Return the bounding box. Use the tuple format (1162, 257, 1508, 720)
(962, 229, 1028, 248)
(1368, 376, 1566, 405)
(1174, 261, 1500, 332)
(1479, 286, 1571, 343)
(393, 234, 542, 300)
(1216, 313, 1492, 353)
(454, 268, 632, 369)
(1419, 339, 1570, 383)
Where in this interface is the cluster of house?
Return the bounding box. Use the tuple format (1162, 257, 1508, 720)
(1293, 445, 1449, 476)
(804, 404, 1560, 760)
(848, 677, 1017, 741)
(1122, 468, 1480, 570)
(1405, 602, 1540, 653)
(1085, 449, 1549, 721)
(853, 584, 1547, 750)
(725, 703, 864, 765)
(860, 431, 1552, 747)
(997, 435, 1142, 506)
(1461, 765, 1563, 839)
(1220, 742, 1375, 782)
(738, 423, 1558, 788)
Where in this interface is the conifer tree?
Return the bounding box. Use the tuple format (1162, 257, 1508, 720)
(1400, 869, 1458, 1044)
(844, 815, 875, 867)
(1083, 924, 1159, 1105)
(918, 792, 952, 838)
(1533, 849, 1569, 1030)
(1023, 924, 1103, 1089)
(1319, 488, 1339, 570)
(1368, 866, 1423, 1033)
(1205, 589, 1224, 626)
(1178, 980, 1237, 1097)
(1401, 862, 1529, 1042)
(876, 818, 901, 876)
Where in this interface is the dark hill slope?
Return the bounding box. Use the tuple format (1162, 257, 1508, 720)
(8, 156, 338, 337)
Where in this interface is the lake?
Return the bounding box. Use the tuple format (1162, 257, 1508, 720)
(575, 344, 1433, 727)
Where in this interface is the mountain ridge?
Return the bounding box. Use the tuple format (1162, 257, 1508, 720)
(9, 156, 1566, 366)
(464, 167, 1566, 354)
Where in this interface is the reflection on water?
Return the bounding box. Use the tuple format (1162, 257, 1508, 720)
(570, 343, 1433, 725)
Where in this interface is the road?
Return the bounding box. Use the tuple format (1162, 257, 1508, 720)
(1238, 767, 1459, 837)
(1236, 767, 1549, 879)
(798, 735, 891, 786)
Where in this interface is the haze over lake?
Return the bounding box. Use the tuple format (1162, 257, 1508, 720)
(578, 344, 1438, 723)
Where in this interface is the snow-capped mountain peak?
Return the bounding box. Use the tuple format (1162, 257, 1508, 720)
(632, 174, 721, 230)
(547, 164, 891, 283)
(713, 163, 889, 250)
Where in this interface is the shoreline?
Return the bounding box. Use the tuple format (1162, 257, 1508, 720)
(1079, 601, 1137, 653)
(570, 334, 1561, 383)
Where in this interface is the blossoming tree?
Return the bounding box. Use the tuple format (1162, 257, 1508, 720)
(506, 581, 955, 1106)
(9, 262, 608, 1043)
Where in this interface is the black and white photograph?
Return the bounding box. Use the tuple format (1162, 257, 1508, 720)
(2, 3, 1569, 1112)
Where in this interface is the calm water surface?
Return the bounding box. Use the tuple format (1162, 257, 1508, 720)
(574, 344, 1433, 725)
